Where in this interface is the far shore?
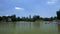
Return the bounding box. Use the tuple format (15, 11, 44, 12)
(0, 20, 60, 23)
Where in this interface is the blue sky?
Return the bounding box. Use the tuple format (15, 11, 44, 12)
(0, 0, 60, 18)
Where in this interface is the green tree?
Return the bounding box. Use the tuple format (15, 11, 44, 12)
(43, 18, 50, 21)
(33, 15, 40, 21)
(53, 16, 57, 20)
(11, 15, 17, 22)
(0, 16, 2, 21)
(16, 17, 21, 21)
(2, 16, 8, 21)
(50, 17, 53, 21)
(56, 10, 60, 20)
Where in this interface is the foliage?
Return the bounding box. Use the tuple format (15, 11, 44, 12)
(56, 10, 60, 20)
(0, 10, 60, 22)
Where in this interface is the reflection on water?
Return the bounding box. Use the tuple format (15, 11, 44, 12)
(33, 22, 40, 28)
(57, 21, 60, 34)
(58, 24, 60, 34)
(0, 21, 60, 34)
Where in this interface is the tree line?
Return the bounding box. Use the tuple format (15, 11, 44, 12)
(0, 10, 60, 22)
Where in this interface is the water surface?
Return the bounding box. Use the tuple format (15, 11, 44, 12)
(0, 21, 60, 34)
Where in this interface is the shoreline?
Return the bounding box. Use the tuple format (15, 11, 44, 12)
(0, 20, 60, 22)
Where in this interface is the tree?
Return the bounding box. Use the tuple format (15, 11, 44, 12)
(56, 10, 60, 20)
(33, 15, 40, 21)
(50, 17, 53, 21)
(16, 17, 20, 21)
(11, 14, 17, 22)
(53, 16, 57, 20)
(43, 18, 50, 21)
(0, 16, 2, 21)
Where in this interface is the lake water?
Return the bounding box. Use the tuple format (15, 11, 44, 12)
(0, 21, 60, 34)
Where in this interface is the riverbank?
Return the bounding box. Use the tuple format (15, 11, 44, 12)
(0, 20, 60, 23)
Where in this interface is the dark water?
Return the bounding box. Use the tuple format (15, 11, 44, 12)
(0, 21, 60, 34)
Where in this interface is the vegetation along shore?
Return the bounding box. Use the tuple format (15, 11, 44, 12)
(0, 10, 60, 22)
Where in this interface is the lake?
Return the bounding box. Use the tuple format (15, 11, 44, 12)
(0, 21, 60, 34)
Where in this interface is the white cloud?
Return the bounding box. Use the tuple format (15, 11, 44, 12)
(47, 1, 56, 4)
(15, 7, 24, 10)
(47, 0, 58, 5)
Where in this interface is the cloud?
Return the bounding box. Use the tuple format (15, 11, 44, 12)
(47, 1, 56, 4)
(47, 0, 58, 5)
(15, 7, 24, 10)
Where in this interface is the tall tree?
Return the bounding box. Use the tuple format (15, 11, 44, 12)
(56, 10, 60, 20)
(0, 16, 2, 21)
